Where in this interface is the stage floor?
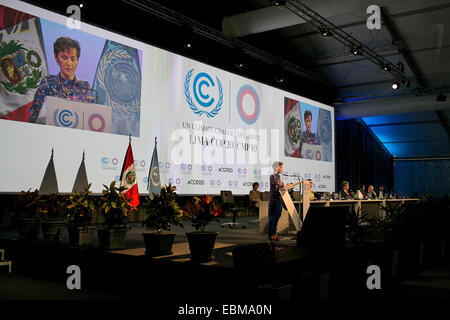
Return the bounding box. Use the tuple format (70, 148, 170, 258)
(0, 216, 305, 269)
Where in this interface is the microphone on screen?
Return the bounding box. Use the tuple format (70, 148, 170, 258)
(74, 81, 99, 104)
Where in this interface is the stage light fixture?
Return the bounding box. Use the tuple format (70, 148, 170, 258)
(401, 79, 410, 88)
(349, 46, 361, 56)
(275, 75, 285, 84)
(272, 0, 286, 6)
(234, 61, 244, 69)
(79, 3, 84, 8)
(183, 42, 192, 49)
(381, 64, 390, 72)
(391, 82, 400, 90)
(317, 27, 332, 37)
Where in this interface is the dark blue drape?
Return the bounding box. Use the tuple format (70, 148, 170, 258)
(335, 119, 393, 193)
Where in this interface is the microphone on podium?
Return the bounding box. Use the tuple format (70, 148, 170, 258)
(74, 81, 99, 104)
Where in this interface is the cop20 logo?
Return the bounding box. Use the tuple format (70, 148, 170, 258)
(184, 69, 223, 118)
(53, 108, 79, 128)
(237, 84, 260, 124)
(88, 113, 106, 132)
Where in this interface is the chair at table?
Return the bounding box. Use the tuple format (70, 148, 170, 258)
(220, 190, 246, 228)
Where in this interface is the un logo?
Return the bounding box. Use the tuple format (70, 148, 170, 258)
(184, 69, 223, 118)
(53, 108, 79, 128)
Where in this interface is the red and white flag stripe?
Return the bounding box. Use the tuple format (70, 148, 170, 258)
(120, 140, 140, 208)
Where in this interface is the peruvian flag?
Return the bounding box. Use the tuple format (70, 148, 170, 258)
(0, 5, 48, 121)
(120, 138, 140, 207)
(284, 97, 302, 158)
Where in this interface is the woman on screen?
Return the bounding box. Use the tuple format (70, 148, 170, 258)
(299, 109, 318, 158)
(300, 110, 318, 145)
(29, 37, 95, 123)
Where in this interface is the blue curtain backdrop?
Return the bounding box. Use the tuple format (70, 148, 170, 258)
(394, 159, 450, 197)
(336, 119, 393, 193)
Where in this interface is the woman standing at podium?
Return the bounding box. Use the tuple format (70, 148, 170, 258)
(268, 161, 292, 241)
(29, 37, 95, 123)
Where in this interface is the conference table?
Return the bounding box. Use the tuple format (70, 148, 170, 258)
(258, 198, 419, 235)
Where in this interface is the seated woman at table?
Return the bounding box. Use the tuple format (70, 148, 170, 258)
(307, 179, 316, 200)
(356, 184, 368, 200)
(378, 185, 385, 199)
(249, 182, 261, 210)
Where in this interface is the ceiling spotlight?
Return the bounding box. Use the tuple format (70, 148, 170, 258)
(391, 82, 400, 90)
(275, 75, 285, 84)
(79, 3, 84, 8)
(318, 27, 332, 37)
(380, 64, 390, 72)
(349, 46, 362, 56)
(272, 0, 286, 6)
(184, 42, 192, 49)
(401, 79, 410, 88)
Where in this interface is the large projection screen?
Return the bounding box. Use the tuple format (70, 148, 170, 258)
(0, 0, 335, 195)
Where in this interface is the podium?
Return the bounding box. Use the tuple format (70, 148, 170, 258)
(279, 180, 310, 232)
(300, 180, 311, 222)
(36, 96, 112, 133)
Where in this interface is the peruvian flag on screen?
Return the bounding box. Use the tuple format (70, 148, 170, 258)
(120, 138, 140, 208)
(0, 5, 48, 121)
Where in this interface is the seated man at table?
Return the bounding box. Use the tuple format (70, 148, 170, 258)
(339, 181, 351, 200)
(367, 185, 377, 199)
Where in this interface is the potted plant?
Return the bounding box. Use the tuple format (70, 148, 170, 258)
(12, 189, 42, 241)
(142, 183, 184, 257)
(382, 200, 424, 277)
(97, 181, 134, 250)
(66, 184, 98, 246)
(183, 195, 222, 262)
(40, 193, 67, 242)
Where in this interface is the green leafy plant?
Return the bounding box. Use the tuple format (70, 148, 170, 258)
(39, 193, 67, 221)
(344, 206, 373, 247)
(100, 181, 134, 228)
(66, 184, 98, 227)
(346, 201, 423, 248)
(12, 189, 42, 218)
(183, 195, 222, 232)
(142, 183, 183, 232)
